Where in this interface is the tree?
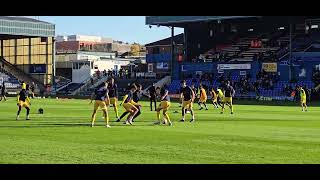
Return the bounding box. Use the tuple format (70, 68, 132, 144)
(130, 43, 141, 56)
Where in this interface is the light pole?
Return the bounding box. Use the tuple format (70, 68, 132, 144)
(289, 19, 294, 82)
(171, 26, 175, 80)
(53, 37, 56, 92)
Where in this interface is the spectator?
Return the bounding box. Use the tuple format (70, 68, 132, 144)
(0, 81, 7, 101)
(112, 69, 116, 77)
(283, 85, 288, 96)
(96, 70, 101, 79)
(269, 79, 274, 90)
(90, 77, 94, 86)
(303, 86, 311, 103)
(312, 70, 320, 86)
(218, 74, 225, 83)
(286, 85, 292, 96)
(147, 83, 157, 111)
(119, 68, 123, 78)
(293, 86, 299, 102)
(30, 82, 35, 98)
(209, 73, 213, 83)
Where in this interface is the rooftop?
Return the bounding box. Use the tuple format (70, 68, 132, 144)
(146, 16, 259, 26)
(145, 33, 184, 47)
(0, 16, 55, 37)
(0, 16, 54, 25)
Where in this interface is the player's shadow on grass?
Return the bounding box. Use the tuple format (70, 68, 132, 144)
(0, 122, 156, 128)
(0, 123, 90, 128)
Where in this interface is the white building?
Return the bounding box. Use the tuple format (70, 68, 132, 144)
(66, 35, 113, 43)
(55, 51, 133, 83)
(56, 51, 116, 62)
(56, 35, 67, 42)
(70, 58, 132, 83)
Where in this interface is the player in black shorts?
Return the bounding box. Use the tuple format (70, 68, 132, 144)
(16, 87, 31, 120)
(116, 84, 148, 122)
(89, 82, 110, 128)
(180, 80, 195, 122)
(107, 78, 119, 119)
(147, 83, 157, 111)
(191, 80, 199, 100)
(155, 85, 172, 126)
(30, 82, 35, 98)
(0, 81, 7, 101)
(221, 81, 235, 114)
(120, 83, 140, 125)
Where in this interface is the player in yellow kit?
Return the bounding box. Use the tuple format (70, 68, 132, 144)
(116, 84, 147, 123)
(107, 78, 119, 120)
(217, 88, 224, 108)
(16, 86, 31, 120)
(197, 84, 208, 110)
(221, 81, 235, 114)
(299, 86, 308, 112)
(121, 84, 139, 125)
(180, 80, 195, 122)
(89, 82, 110, 128)
(210, 87, 219, 108)
(155, 85, 172, 126)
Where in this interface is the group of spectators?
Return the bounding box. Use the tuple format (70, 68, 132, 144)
(282, 85, 294, 97)
(215, 70, 281, 96)
(283, 85, 311, 102)
(238, 76, 255, 95)
(250, 39, 262, 48)
(95, 68, 130, 80)
(180, 68, 316, 101)
(312, 70, 320, 87)
(192, 51, 238, 63)
(198, 73, 214, 83)
(255, 70, 279, 90)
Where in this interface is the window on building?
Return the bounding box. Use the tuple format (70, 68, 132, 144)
(41, 37, 48, 43)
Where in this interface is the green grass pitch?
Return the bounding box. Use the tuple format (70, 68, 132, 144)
(0, 97, 320, 164)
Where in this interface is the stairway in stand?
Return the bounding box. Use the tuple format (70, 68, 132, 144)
(1, 57, 45, 92)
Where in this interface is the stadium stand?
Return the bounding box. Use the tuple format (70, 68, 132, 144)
(195, 30, 320, 64)
(1, 57, 44, 93)
(164, 27, 320, 100)
(0, 72, 21, 91)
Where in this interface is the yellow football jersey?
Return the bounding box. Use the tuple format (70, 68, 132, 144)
(200, 88, 207, 99)
(217, 89, 224, 99)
